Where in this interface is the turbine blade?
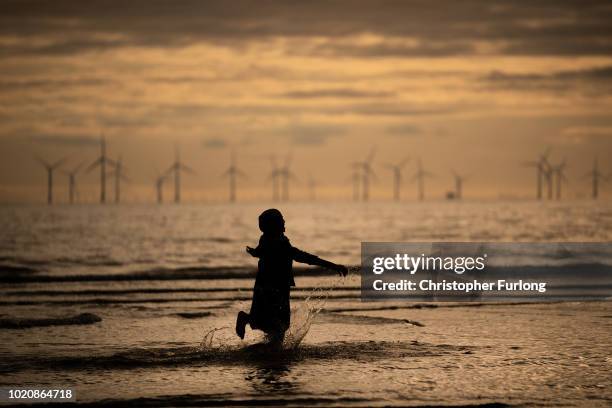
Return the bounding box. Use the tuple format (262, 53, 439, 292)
(163, 166, 175, 177)
(366, 147, 376, 163)
(266, 171, 277, 181)
(398, 157, 410, 167)
(50, 157, 68, 169)
(180, 164, 196, 174)
(284, 153, 292, 168)
(85, 157, 102, 173)
(72, 161, 86, 174)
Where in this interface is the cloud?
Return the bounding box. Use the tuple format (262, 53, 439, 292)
(285, 124, 345, 146)
(385, 124, 422, 136)
(0, 77, 110, 91)
(152, 101, 460, 119)
(309, 41, 476, 58)
(562, 126, 612, 138)
(480, 65, 612, 94)
(29, 133, 99, 146)
(278, 88, 395, 99)
(202, 138, 227, 148)
(99, 116, 155, 128)
(339, 103, 458, 117)
(0, 1, 611, 57)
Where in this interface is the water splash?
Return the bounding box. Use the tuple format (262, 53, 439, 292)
(282, 271, 353, 349)
(199, 326, 229, 350)
(200, 271, 353, 351)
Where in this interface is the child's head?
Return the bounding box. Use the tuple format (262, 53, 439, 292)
(258, 208, 285, 235)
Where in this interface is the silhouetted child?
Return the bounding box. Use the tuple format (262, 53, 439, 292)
(236, 208, 348, 343)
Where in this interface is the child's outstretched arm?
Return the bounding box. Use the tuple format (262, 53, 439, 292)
(292, 247, 348, 277)
(246, 245, 261, 258)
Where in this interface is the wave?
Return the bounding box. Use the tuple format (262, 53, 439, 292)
(0, 293, 359, 306)
(174, 311, 214, 319)
(0, 313, 102, 329)
(0, 264, 39, 275)
(3, 286, 360, 297)
(323, 300, 576, 313)
(2, 262, 611, 284)
(317, 312, 425, 327)
(0, 265, 343, 283)
(0, 340, 475, 373)
(7, 394, 516, 408)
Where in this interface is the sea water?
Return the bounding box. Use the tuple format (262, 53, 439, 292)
(0, 201, 611, 406)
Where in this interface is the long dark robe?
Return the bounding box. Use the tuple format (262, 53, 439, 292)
(248, 234, 334, 334)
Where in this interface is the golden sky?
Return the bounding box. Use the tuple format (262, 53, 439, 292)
(1, 0, 611, 202)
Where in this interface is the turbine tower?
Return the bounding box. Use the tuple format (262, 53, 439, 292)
(222, 152, 246, 203)
(278, 154, 297, 202)
(268, 155, 281, 201)
(164, 145, 195, 204)
(355, 148, 376, 201)
(584, 157, 607, 199)
(350, 163, 361, 201)
(109, 156, 129, 204)
(451, 170, 468, 200)
(36, 156, 66, 205)
(155, 172, 166, 204)
(413, 158, 432, 201)
(550, 159, 568, 200)
(523, 148, 551, 200)
(63, 162, 84, 204)
(308, 174, 317, 201)
(385, 157, 409, 201)
(86, 136, 115, 204)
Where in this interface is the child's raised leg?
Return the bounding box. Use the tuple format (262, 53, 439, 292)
(235, 311, 250, 339)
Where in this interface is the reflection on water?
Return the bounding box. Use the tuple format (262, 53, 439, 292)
(246, 361, 298, 395)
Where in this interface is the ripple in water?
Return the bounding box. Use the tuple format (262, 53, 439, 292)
(200, 274, 351, 352)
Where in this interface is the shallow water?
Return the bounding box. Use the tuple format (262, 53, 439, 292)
(0, 202, 611, 406)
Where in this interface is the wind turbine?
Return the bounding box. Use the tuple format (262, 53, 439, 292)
(108, 156, 129, 204)
(451, 170, 468, 200)
(86, 136, 115, 204)
(62, 162, 84, 204)
(268, 155, 281, 202)
(523, 148, 551, 200)
(584, 157, 607, 199)
(550, 159, 568, 200)
(413, 158, 433, 201)
(222, 151, 246, 203)
(385, 157, 409, 201)
(164, 145, 195, 204)
(308, 174, 317, 201)
(154, 170, 166, 204)
(36, 156, 66, 204)
(278, 154, 297, 202)
(355, 148, 376, 201)
(350, 163, 361, 201)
